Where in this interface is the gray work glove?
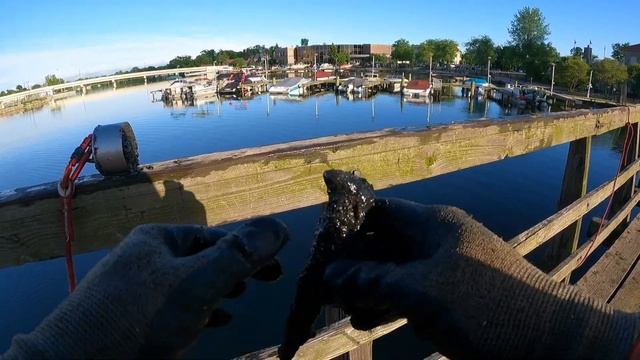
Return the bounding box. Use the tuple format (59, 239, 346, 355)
(324, 198, 640, 359)
(2, 217, 289, 359)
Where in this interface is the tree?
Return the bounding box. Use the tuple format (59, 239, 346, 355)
(570, 46, 583, 58)
(373, 54, 389, 66)
(433, 39, 459, 64)
(417, 40, 435, 64)
(629, 64, 640, 97)
(508, 6, 550, 47)
(44, 74, 65, 86)
(31, 84, 42, 90)
(391, 39, 414, 64)
(521, 42, 559, 81)
(168, 56, 196, 68)
(556, 56, 589, 91)
(334, 52, 350, 66)
(232, 57, 247, 68)
(592, 58, 628, 93)
(300, 38, 309, 46)
(464, 35, 496, 66)
(15, 85, 24, 91)
(611, 42, 630, 63)
(495, 45, 520, 71)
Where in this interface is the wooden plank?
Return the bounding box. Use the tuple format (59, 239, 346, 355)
(609, 123, 640, 235)
(325, 307, 371, 360)
(236, 318, 407, 360)
(541, 136, 591, 273)
(0, 107, 638, 268)
(576, 214, 640, 302)
(509, 157, 640, 255)
(608, 257, 640, 312)
(549, 189, 640, 281)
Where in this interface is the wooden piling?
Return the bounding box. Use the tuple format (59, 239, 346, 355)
(542, 136, 592, 278)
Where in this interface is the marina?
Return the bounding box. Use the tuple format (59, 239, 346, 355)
(0, 81, 638, 358)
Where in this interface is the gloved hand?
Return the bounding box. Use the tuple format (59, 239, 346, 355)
(2, 217, 289, 359)
(324, 198, 640, 359)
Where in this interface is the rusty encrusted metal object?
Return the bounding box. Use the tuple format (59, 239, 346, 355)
(278, 169, 375, 360)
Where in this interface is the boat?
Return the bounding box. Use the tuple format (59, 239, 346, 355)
(337, 77, 365, 94)
(384, 75, 406, 93)
(402, 80, 431, 98)
(268, 77, 310, 96)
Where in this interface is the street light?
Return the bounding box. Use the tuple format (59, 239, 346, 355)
(587, 70, 593, 98)
(487, 56, 491, 85)
(429, 54, 433, 83)
(550, 62, 556, 96)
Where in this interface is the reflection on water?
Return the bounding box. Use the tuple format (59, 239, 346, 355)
(0, 82, 625, 358)
(0, 82, 515, 191)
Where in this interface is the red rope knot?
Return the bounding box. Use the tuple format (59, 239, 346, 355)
(59, 134, 93, 293)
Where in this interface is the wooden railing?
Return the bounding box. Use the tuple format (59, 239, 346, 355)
(0, 106, 639, 359)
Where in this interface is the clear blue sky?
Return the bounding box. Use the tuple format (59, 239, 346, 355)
(0, 0, 638, 90)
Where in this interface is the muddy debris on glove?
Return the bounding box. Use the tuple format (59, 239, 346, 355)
(278, 169, 375, 360)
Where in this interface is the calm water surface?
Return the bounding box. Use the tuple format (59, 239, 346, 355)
(0, 83, 625, 358)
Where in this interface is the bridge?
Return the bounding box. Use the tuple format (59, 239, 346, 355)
(0, 66, 219, 107)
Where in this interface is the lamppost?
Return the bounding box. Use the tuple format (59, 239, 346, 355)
(429, 53, 433, 83)
(487, 56, 491, 85)
(550, 62, 556, 96)
(587, 70, 593, 98)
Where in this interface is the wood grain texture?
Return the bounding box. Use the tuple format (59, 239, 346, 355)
(541, 137, 591, 273)
(576, 214, 640, 302)
(508, 157, 640, 255)
(236, 318, 407, 360)
(1, 107, 638, 268)
(549, 190, 640, 281)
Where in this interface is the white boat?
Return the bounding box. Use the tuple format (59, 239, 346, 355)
(402, 80, 432, 98)
(269, 77, 310, 96)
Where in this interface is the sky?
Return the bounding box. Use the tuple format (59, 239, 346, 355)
(0, 0, 638, 90)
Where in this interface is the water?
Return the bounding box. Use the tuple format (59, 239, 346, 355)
(0, 83, 625, 358)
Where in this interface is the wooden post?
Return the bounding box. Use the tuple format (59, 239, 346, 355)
(609, 122, 640, 233)
(542, 137, 591, 278)
(325, 306, 372, 360)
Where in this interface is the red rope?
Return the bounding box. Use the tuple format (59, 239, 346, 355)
(579, 108, 634, 267)
(59, 134, 93, 292)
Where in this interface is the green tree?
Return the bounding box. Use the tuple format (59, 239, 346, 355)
(495, 45, 520, 71)
(629, 64, 640, 97)
(391, 38, 414, 64)
(556, 56, 589, 91)
(232, 57, 247, 68)
(570, 46, 583, 58)
(168, 55, 196, 68)
(31, 84, 42, 89)
(15, 85, 24, 91)
(328, 44, 339, 64)
(464, 35, 496, 66)
(592, 58, 628, 92)
(434, 39, 459, 64)
(521, 42, 559, 81)
(300, 38, 309, 46)
(417, 40, 435, 64)
(44, 74, 65, 86)
(334, 52, 350, 66)
(508, 6, 550, 47)
(373, 54, 389, 66)
(611, 42, 630, 63)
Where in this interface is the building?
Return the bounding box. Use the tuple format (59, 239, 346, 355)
(583, 45, 594, 65)
(624, 43, 640, 66)
(294, 43, 392, 64)
(274, 46, 296, 66)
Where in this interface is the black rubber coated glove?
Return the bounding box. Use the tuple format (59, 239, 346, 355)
(324, 198, 640, 360)
(2, 217, 289, 359)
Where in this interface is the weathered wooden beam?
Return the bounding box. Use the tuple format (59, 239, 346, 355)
(549, 189, 640, 281)
(541, 136, 591, 274)
(576, 214, 640, 302)
(609, 123, 639, 235)
(236, 318, 407, 360)
(509, 157, 640, 255)
(325, 306, 371, 360)
(0, 107, 638, 268)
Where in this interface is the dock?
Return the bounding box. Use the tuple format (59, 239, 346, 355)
(0, 101, 638, 359)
